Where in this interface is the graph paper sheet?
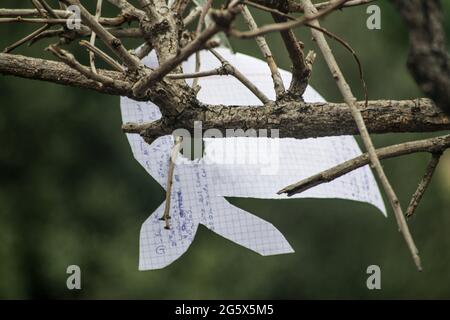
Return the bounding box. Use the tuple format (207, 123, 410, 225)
(120, 48, 386, 270)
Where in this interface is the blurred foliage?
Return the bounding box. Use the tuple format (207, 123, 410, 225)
(0, 0, 449, 299)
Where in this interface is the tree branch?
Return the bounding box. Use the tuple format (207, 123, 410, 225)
(272, 12, 312, 98)
(122, 98, 450, 139)
(302, 0, 421, 270)
(0, 52, 133, 96)
(406, 152, 442, 218)
(209, 48, 270, 104)
(249, 0, 376, 13)
(242, 5, 286, 98)
(1, 52, 448, 137)
(391, 0, 450, 115)
(278, 135, 450, 196)
(132, 3, 242, 97)
(61, 0, 141, 71)
(230, 0, 349, 39)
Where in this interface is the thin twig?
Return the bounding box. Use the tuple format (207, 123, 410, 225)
(230, 0, 349, 39)
(210, 48, 270, 104)
(89, 0, 103, 74)
(247, 2, 366, 103)
(29, 27, 144, 47)
(279, 135, 450, 196)
(60, 0, 141, 71)
(79, 40, 125, 72)
(31, 0, 47, 17)
(3, 23, 49, 53)
(47, 44, 120, 88)
(172, 0, 191, 16)
(272, 12, 311, 98)
(37, 0, 60, 18)
(184, 6, 202, 26)
(135, 42, 153, 60)
(246, 0, 377, 13)
(132, 2, 242, 97)
(167, 67, 227, 80)
(105, 0, 146, 19)
(193, 0, 214, 89)
(161, 136, 183, 230)
(304, 22, 368, 107)
(302, 0, 422, 271)
(312, 0, 376, 11)
(242, 5, 285, 98)
(0, 8, 131, 25)
(243, 1, 294, 20)
(406, 153, 442, 218)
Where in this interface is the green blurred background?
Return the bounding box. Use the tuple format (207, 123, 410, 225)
(0, 0, 449, 299)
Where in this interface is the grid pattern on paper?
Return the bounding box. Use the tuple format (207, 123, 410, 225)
(120, 48, 386, 270)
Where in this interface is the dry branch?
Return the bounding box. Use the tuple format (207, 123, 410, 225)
(242, 6, 285, 98)
(61, 0, 141, 71)
(406, 153, 442, 218)
(132, 2, 242, 97)
(278, 135, 450, 195)
(302, 0, 421, 270)
(0, 0, 449, 271)
(122, 98, 450, 140)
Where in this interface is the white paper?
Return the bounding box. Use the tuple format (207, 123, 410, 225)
(120, 48, 386, 270)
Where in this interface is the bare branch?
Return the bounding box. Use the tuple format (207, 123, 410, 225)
(3, 23, 49, 53)
(122, 98, 450, 138)
(272, 11, 311, 98)
(105, 0, 145, 19)
(0, 52, 133, 94)
(242, 6, 285, 98)
(406, 153, 442, 218)
(302, 0, 421, 270)
(193, 0, 214, 89)
(249, 0, 376, 13)
(30, 27, 144, 46)
(3, 51, 446, 139)
(230, 0, 349, 39)
(89, 0, 103, 74)
(61, 0, 141, 71)
(37, 0, 59, 19)
(132, 3, 242, 97)
(79, 40, 124, 72)
(166, 67, 227, 80)
(209, 48, 270, 104)
(312, 0, 376, 10)
(278, 135, 449, 196)
(0, 8, 132, 25)
(31, 0, 47, 17)
(0, 0, 447, 272)
(161, 136, 183, 230)
(184, 6, 202, 26)
(47, 44, 121, 88)
(135, 42, 153, 60)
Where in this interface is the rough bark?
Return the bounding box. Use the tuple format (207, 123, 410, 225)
(123, 98, 450, 141)
(391, 0, 450, 115)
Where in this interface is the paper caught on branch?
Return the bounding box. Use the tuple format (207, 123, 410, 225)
(120, 48, 386, 270)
